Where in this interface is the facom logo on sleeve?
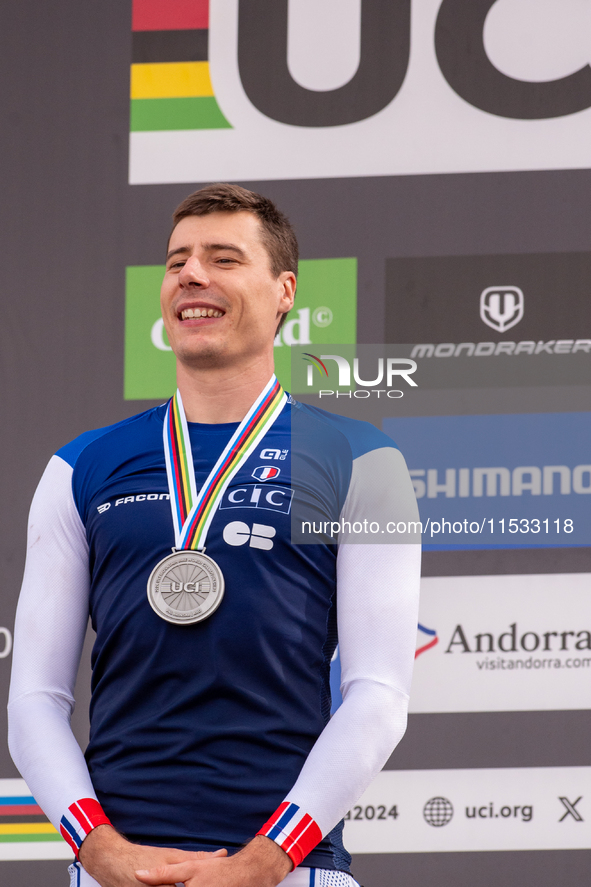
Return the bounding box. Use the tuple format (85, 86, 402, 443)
(383, 412, 591, 548)
(130, 0, 591, 184)
(124, 258, 356, 399)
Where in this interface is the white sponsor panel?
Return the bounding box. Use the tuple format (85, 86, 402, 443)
(344, 766, 591, 853)
(0, 778, 70, 861)
(0, 843, 71, 862)
(130, 0, 591, 184)
(410, 573, 591, 713)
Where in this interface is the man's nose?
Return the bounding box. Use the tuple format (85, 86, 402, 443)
(179, 255, 210, 287)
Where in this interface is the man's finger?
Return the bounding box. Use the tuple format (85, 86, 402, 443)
(135, 862, 195, 884)
(185, 848, 228, 860)
(134, 875, 177, 887)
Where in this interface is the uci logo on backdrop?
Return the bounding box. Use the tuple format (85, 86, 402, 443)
(129, 0, 591, 184)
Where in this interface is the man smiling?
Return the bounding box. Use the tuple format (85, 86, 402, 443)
(8, 184, 421, 887)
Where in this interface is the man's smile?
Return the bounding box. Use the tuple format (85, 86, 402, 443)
(176, 301, 227, 323)
(180, 307, 225, 320)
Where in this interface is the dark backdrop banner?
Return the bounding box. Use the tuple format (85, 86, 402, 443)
(1, 0, 590, 883)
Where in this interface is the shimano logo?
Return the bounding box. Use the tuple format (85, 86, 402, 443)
(410, 466, 591, 499)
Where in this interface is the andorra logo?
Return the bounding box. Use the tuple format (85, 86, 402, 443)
(416, 623, 439, 658)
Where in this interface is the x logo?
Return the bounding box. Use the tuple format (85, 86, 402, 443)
(559, 796, 583, 822)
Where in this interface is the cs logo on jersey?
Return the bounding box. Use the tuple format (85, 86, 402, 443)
(260, 448, 288, 461)
(223, 522, 276, 550)
(252, 465, 281, 481)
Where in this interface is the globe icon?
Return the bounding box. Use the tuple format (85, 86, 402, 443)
(423, 796, 454, 827)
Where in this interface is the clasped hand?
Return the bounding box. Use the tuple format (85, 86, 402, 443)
(79, 825, 291, 887)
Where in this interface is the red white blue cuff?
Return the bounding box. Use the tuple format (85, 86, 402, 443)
(257, 801, 322, 868)
(59, 798, 112, 857)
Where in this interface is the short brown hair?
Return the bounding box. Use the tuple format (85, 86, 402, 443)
(171, 183, 299, 280)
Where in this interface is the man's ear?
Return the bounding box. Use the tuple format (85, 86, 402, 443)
(278, 271, 296, 314)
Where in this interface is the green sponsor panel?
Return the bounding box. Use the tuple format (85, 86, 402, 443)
(125, 265, 175, 400)
(130, 97, 232, 132)
(124, 258, 357, 399)
(274, 258, 357, 391)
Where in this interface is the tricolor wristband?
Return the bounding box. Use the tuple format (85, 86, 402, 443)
(59, 798, 112, 858)
(257, 802, 322, 868)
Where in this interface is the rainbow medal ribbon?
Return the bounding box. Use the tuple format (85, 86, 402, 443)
(147, 375, 287, 625)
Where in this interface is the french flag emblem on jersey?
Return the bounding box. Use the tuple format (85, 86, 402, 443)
(252, 465, 281, 481)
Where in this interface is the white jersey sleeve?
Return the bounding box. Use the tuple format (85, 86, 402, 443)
(258, 447, 421, 864)
(7, 455, 100, 833)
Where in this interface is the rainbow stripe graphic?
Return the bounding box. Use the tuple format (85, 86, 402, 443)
(0, 795, 59, 844)
(130, 0, 231, 132)
(0, 780, 72, 860)
(165, 392, 198, 531)
(165, 377, 286, 552)
(182, 379, 284, 549)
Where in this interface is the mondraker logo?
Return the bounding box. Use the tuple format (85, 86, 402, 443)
(480, 286, 524, 333)
(416, 623, 439, 658)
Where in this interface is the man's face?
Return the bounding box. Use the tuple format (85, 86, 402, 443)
(160, 211, 295, 370)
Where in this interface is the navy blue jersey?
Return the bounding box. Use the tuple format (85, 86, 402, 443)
(55, 400, 403, 870)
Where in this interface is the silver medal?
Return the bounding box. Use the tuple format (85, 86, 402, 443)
(147, 550, 225, 625)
